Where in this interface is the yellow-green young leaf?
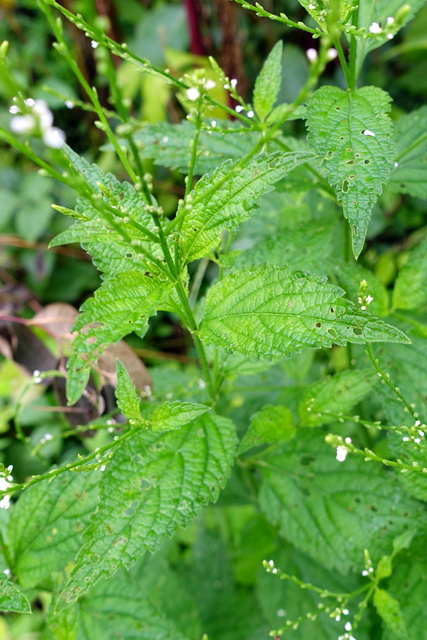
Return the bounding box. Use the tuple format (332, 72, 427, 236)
(67, 272, 172, 405)
(392, 237, 427, 311)
(199, 265, 409, 361)
(0, 579, 31, 613)
(179, 151, 313, 263)
(299, 369, 377, 427)
(389, 107, 427, 198)
(7, 471, 100, 588)
(374, 588, 407, 639)
(239, 405, 295, 454)
(115, 360, 143, 422)
(151, 401, 211, 431)
(56, 413, 237, 610)
(259, 431, 427, 575)
(376, 555, 393, 581)
(253, 41, 283, 121)
(306, 86, 395, 257)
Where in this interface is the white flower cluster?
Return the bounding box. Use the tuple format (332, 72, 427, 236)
(9, 98, 66, 148)
(369, 17, 395, 39)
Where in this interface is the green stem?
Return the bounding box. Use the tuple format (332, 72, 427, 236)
(2, 427, 138, 498)
(334, 37, 351, 88)
(366, 344, 419, 419)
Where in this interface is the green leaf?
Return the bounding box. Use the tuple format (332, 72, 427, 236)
(115, 359, 143, 421)
(356, 0, 426, 76)
(67, 272, 172, 404)
(51, 145, 163, 279)
(0, 579, 31, 613)
(133, 120, 257, 174)
(389, 106, 427, 198)
(306, 86, 395, 257)
(56, 413, 237, 610)
(50, 219, 163, 279)
(151, 401, 211, 431)
(259, 431, 427, 575)
(179, 151, 314, 263)
(384, 542, 427, 640)
(253, 41, 283, 121)
(374, 588, 407, 639)
(236, 215, 336, 274)
(297, 0, 353, 30)
(199, 265, 409, 361)
(239, 405, 295, 453)
(392, 237, 427, 311)
(299, 369, 377, 427)
(51, 571, 191, 640)
(7, 471, 100, 588)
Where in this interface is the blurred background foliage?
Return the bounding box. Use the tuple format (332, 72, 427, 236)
(0, 1, 427, 637)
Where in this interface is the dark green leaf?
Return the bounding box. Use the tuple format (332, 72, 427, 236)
(389, 106, 427, 198)
(306, 86, 395, 257)
(259, 431, 427, 574)
(8, 471, 100, 588)
(56, 414, 237, 610)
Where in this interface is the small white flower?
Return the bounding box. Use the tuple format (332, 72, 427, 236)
(42, 126, 66, 149)
(91, 40, 99, 49)
(386, 16, 395, 24)
(211, 120, 217, 127)
(65, 100, 75, 109)
(33, 99, 53, 129)
(345, 622, 352, 631)
(230, 78, 238, 88)
(204, 79, 216, 89)
(9, 105, 20, 114)
(336, 445, 348, 462)
(387, 33, 394, 39)
(186, 87, 200, 101)
(394, 162, 399, 168)
(0, 477, 12, 509)
(362, 129, 376, 137)
(366, 295, 374, 305)
(3, 568, 11, 577)
(369, 22, 382, 34)
(235, 105, 244, 113)
(10, 114, 36, 134)
(247, 110, 254, 118)
(306, 48, 318, 62)
(44, 433, 53, 441)
(326, 47, 338, 61)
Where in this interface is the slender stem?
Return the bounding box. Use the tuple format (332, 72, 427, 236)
(3, 428, 138, 499)
(334, 37, 351, 88)
(366, 344, 418, 419)
(348, 3, 359, 90)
